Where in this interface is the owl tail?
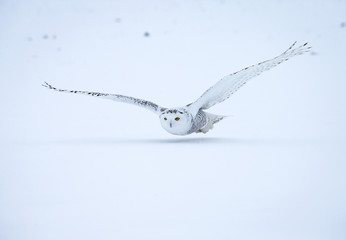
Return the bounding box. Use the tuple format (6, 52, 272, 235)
(196, 112, 227, 134)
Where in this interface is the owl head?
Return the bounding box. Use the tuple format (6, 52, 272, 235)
(159, 108, 193, 135)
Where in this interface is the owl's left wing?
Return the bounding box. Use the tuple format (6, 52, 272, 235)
(187, 42, 311, 116)
(42, 82, 166, 114)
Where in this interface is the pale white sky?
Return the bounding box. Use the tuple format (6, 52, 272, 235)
(0, 1, 345, 239)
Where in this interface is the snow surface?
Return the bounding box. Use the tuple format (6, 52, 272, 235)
(1, 0, 346, 239)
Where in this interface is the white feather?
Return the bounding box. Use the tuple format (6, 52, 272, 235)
(188, 42, 311, 116)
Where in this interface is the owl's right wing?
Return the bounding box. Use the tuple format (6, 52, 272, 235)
(187, 42, 311, 116)
(42, 82, 166, 115)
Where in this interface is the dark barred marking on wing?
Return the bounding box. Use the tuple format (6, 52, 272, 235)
(42, 82, 165, 114)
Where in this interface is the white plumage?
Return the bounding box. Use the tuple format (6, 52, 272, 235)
(43, 42, 311, 135)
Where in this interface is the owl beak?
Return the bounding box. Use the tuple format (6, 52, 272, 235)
(169, 121, 172, 128)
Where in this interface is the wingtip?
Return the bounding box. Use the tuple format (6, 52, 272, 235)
(42, 81, 54, 89)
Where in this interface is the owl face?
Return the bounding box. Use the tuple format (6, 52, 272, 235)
(160, 109, 192, 135)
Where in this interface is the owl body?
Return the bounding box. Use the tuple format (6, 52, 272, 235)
(43, 42, 310, 136)
(158, 108, 223, 135)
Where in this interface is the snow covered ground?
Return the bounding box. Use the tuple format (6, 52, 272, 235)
(1, 0, 346, 239)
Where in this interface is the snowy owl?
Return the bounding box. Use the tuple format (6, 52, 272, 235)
(43, 42, 310, 135)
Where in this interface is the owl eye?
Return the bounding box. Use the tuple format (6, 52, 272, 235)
(175, 117, 180, 121)
(164, 117, 167, 120)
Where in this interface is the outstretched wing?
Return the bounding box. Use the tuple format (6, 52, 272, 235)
(42, 82, 166, 114)
(188, 42, 311, 115)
